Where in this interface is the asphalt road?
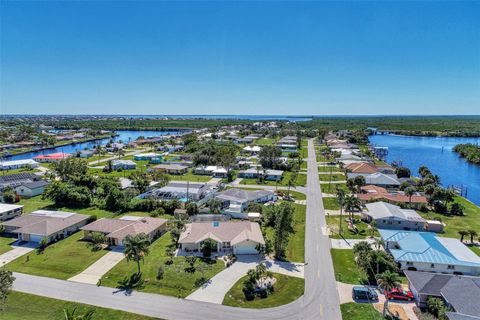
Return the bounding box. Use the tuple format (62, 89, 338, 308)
(11, 138, 341, 320)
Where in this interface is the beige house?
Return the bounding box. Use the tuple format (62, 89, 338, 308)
(179, 221, 265, 255)
(153, 164, 189, 175)
(0, 203, 23, 221)
(81, 216, 168, 246)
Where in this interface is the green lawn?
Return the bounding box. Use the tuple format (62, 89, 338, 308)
(287, 190, 306, 200)
(222, 273, 304, 308)
(7, 232, 109, 280)
(256, 138, 275, 145)
(318, 174, 345, 182)
(0, 236, 16, 255)
(0, 167, 41, 175)
(300, 148, 308, 158)
(166, 169, 212, 182)
(1, 291, 157, 320)
(469, 246, 480, 256)
(318, 165, 340, 172)
(320, 183, 348, 194)
(417, 196, 480, 238)
(331, 249, 366, 284)
(240, 171, 306, 187)
(327, 215, 375, 239)
(101, 232, 225, 298)
(340, 302, 382, 320)
(323, 197, 340, 210)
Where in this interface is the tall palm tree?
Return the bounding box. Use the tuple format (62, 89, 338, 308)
(376, 271, 401, 318)
(343, 195, 362, 221)
(123, 233, 150, 274)
(404, 187, 415, 208)
(286, 172, 297, 198)
(458, 230, 468, 242)
(336, 187, 346, 233)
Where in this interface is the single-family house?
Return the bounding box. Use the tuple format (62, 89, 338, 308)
(242, 146, 262, 154)
(179, 221, 265, 255)
(1, 210, 91, 243)
(194, 165, 228, 178)
(0, 203, 23, 221)
(134, 153, 163, 162)
(81, 216, 168, 246)
(215, 188, 276, 219)
(142, 182, 214, 203)
(77, 150, 95, 158)
(347, 172, 400, 188)
(238, 168, 284, 181)
(105, 143, 125, 152)
(153, 163, 189, 175)
(33, 152, 71, 163)
(0, 159, 39, 170)
(0, 173, 39, 191)
(110, 160, 137, 170)
(379, 229, 480, 275)
(359, 185, 428, 209)
(14, 180, 50, 198)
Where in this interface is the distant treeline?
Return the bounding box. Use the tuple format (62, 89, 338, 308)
(453, 143, 480, 164)
(298, 116, 480, 137)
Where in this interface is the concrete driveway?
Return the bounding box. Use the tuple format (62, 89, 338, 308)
(68, 249, 125, 285)
(0, 242, 36, 266)
(330, 238, 376, 249)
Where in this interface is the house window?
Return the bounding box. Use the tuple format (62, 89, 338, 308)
(430, 264, 435, 268)
(406, 261, 413, 266)
(447, 265, 455, 270)
(222, 242, 231, 249)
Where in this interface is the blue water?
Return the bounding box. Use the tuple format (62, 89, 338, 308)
(369, 134, 480, 205)
(7, 130, 182, 161)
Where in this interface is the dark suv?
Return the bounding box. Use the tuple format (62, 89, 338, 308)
(352, 286, 378, 301)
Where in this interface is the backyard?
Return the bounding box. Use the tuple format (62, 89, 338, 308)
(100, 232, 225, 298)
(222, 273, 304, 308)
(7, 232, 109, 280)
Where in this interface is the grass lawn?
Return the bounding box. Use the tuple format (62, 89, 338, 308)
(0, 168, 41, 175)
(287, 190, 306, 200)
(1, 291, 158, 320)
(417, 196, 480, 238)
(0, 236, 16, 255)
(340, 302, 382, 320)
(469, 246, 480, 256)
(320, 183, 348, 194)
(101, 232, 225, 298)
(166, 169, 212, 182)
(331, 249, 366, 284)
(318, 165, 340, 172)
(300, 148, 308, 158)
(256, 138, 275, 145)
(327, 215, 375, 239)
(323, 197, 340, 210)
(240, 171, 307, 187)
(222, 273, 304, 308)
(7, 232, 109, 280)
(18, 196, 116, 219)
(318, 174, 345, 182)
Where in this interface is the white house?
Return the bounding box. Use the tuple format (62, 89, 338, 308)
(0, 203, 23, 221)
(194, 165, 228, 178)
(0, 159, 39, 170)
(215, 188, 276, 219)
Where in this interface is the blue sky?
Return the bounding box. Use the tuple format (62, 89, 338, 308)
(1, 1, 479, 115)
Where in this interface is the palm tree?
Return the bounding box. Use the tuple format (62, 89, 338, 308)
(336, 187, 346, 233)
(286, 172, 297, 199)
(376, 271, 401, 318)
(343, 194, 362, 221)
(458, 230, 468, 242)
(63, 307, 95, 320)
(123, 233, 150, 274)
(404, 187, 416, 208)
(467, 230, 478, 244)
(373, 238, 384, 250)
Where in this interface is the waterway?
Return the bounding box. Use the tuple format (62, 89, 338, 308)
(7, 130, 183, 161)
(369, 134, 480, 205)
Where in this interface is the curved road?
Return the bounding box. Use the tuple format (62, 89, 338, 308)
(12, 139, 341, 320)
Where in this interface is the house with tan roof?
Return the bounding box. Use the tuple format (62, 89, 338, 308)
(1, 210, 91, 243)
(358, 185, 428, 209)
(81, 216, 168, 246)
(179, 221, 265, 255)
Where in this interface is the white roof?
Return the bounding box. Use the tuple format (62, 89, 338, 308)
(243, 146, 261, 152)
(30, 210, 75, 218)
(365, 202, 425, 222)
(437, 237, 480, 264)
(0, 159, 38, 168)
(0, 203, 23, 213)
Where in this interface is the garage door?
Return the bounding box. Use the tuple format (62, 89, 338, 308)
(234, 245, 258, 255)
(29, 234, 43, 243)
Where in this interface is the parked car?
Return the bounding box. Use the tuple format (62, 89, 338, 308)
(385, 288, 414, 301)
(352, 286, 378, 301)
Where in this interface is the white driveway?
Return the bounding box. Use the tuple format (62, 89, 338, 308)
(330, 238, 376, 249)
(0, 242, 36, 266)
(68, 249, 125, 285)
(186, 255, 304, 304)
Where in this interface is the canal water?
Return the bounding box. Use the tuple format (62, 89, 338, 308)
(369, 134, 480, 206)
(7, 130, 183, 161)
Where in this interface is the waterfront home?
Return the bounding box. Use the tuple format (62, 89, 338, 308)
(379, 229, 480, 275)
(359, 185, 428, 209)
(110, 159, 137, 170)
(14, 180, 50, 198)
(1, 210, 91, 244)
(77, 150, 94, 158)
(105, 143, 125, 152)
(0, 173, 40, 191)
(0, 203, 23, 221)
(345, 162, 394, 174)
(194, 165, 227, 178)
(363, 202, 442, 232)
(238, 168, 284, 181)
(179, 221, 265, 255)
(81, 216, 167, 246)
(33, 152, 71, 163)
(404, 271, 480, 319)
(153, 163, 189, 175)
(215, 188, 276, 219)
(347, 172, 400, 188)
(0, 159, 39, 170)
(142, 182, 214, 203)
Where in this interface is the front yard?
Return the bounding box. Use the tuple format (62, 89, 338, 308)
(340, 302, 382, 320)
(222, 273, 304, 308)
(327, 215, 375, 239)
(318, 174, 345, 182)
(331, 249, 366, 284)
(100, 232, 225, 298)
(323, 197, 340, 210)
(320, 183, 348, 194)
(0, 236, 16, 255)
(7, 232, 109, 280)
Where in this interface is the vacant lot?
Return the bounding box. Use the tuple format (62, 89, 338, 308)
(223, 273, 304, 308)
(323, 197, 340, 210)
(318, 174, 345, 182)
(331, 249, 365, 284)
(320, 183, 348, 194)
(327, 215, 375, 239)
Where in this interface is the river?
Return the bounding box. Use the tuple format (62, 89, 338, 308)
(7, 130, 183, 161)
(369, 134, 480, 205)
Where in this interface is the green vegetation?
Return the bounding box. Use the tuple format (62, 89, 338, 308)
(222, 273, 304, 308)
(340, 302, 382, 320)
(326, 215, 376, 239)
(318, 174, 345, 182)
(101, 232, 225, 298)
(0, 236, 16, 255)
(1, 291, 157, 320)
(7, 232, 108, 279)
(318, 165, 340, 172)
(453, 143, 480, 164)
(320, 183, 348, 194)
(240, 171, 306, 187)
(469, 246, 480, 256)
(323, 197, 340, 210)
(331, 249, 366, 284)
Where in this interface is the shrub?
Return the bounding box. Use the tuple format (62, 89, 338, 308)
(156, 266, 164, 280)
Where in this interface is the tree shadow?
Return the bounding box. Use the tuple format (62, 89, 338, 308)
(114, 272, 145, 295)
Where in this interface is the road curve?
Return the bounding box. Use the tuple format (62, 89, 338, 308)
(11, 139, 341, 320)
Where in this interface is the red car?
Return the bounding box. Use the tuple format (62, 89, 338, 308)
(385, 288, 414, 301)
